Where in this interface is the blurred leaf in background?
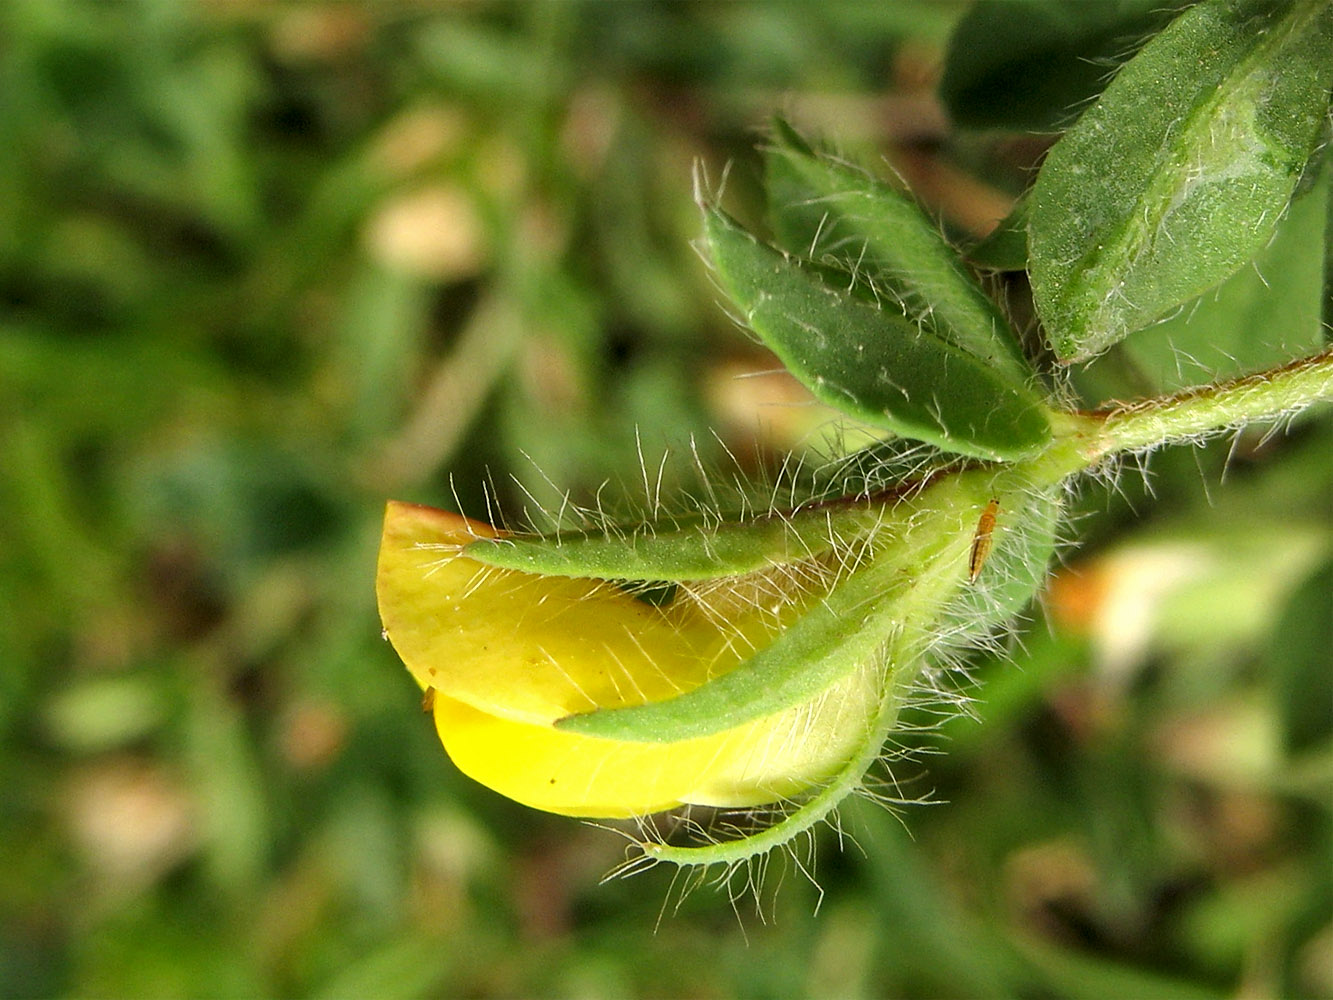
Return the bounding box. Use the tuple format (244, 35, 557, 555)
(0, 2, 1328, 999)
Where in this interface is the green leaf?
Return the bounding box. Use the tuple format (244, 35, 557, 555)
(1030, 0, 1333, 362)
(765, 119, 1033, 386)
(965, 192, 1030, 273)
(1269, 559, 1333, 756)
(1325, 151, 1333, 337)
(1116, 166, 1330, 392)
(704, 206, 1053, 460)
(940, 0, 1180, 132)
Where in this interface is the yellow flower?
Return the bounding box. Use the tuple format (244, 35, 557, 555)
(376, 501, 883, 819)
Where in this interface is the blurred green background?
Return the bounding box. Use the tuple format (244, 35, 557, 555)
(2, 2, 1330, 998)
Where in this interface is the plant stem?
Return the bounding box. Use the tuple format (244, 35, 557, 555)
(1036, 347, 1333, 483)
(1092, 347, 1333, 452)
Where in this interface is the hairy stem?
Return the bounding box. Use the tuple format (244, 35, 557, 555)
(1037, 347, 1333, 483)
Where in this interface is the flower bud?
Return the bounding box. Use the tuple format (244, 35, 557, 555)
(376, 468, 1059, 828)
(377, 502, 888, 817)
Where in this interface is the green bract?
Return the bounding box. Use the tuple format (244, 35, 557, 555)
(703, 207, 1054, 461)
(465, 499, 866, 581)
(1029, 0, 1333, 362)
(764, 120, 1033, 386)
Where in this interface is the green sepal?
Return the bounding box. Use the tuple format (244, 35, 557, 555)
(464, 501, 875, 581)
(467, 437, 957, 583)
(552, 505, 953, 743)
(704, 206, 1053, 461)
(555, 469, 1039, 744)
(1030, 0, 1333, 362)
(765, 119, 1033, 386)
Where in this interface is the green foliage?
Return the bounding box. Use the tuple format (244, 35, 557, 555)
(764, 119, 1032, 384)
(965, 191, 1031, 271)
(703, 206, 1053, 459)
(1116, 163, 1330, 392)
(1270, 559, 1333, 756)
(939, 0, 1180, 131)
(1029, 0, 1333, 361)
(3, 1, 1331, 998)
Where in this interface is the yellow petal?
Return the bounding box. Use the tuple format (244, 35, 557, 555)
(431, 656, 881, 818)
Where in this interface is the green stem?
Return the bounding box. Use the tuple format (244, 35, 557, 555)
(1037, 347, 1333, 483)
